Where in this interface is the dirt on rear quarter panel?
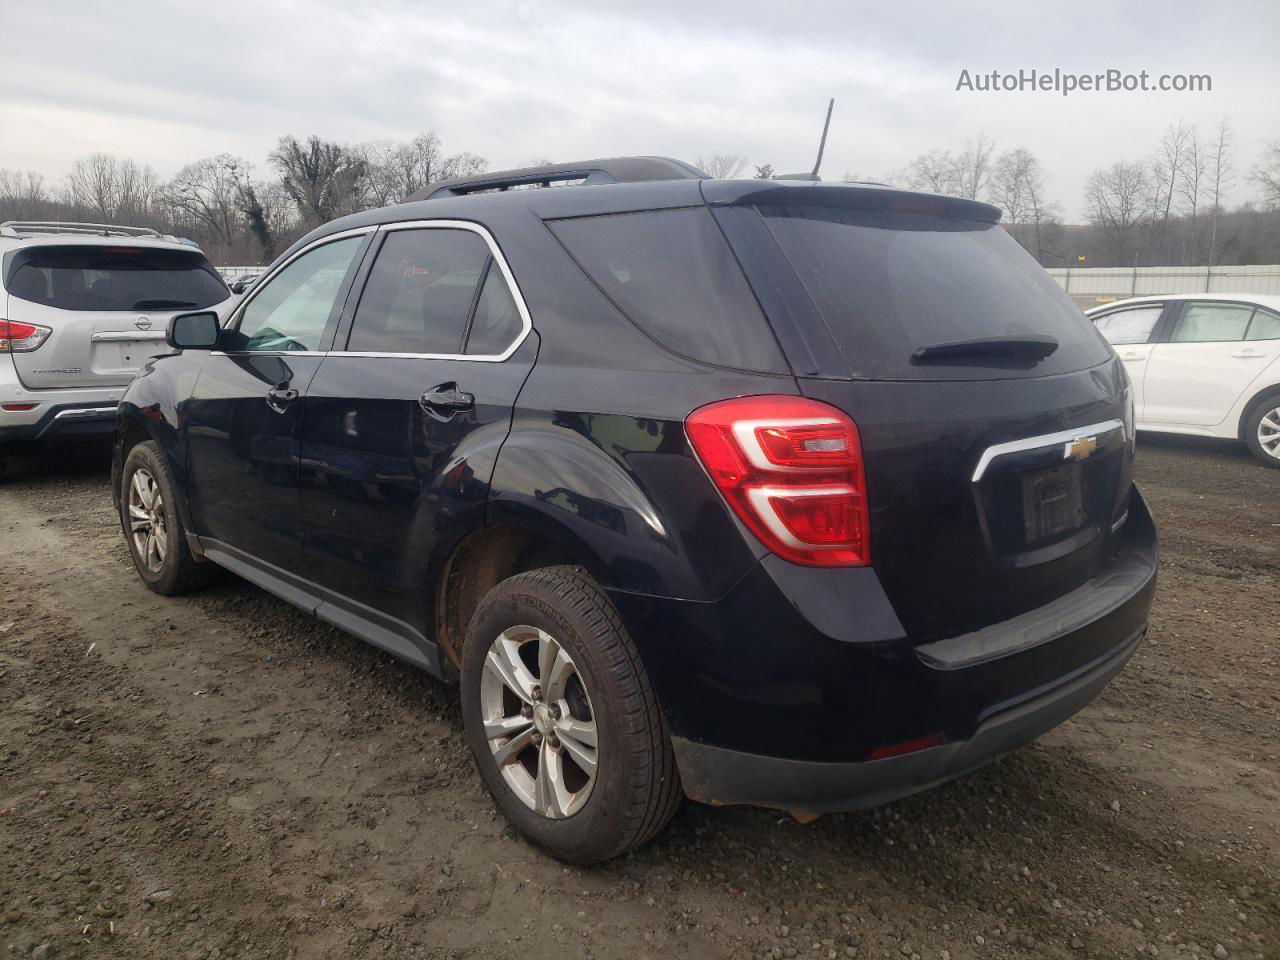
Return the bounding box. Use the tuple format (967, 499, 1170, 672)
(0, 435, 1276, 959)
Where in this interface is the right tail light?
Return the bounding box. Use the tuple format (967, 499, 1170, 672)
(685, 395, 871, 567)
(0, 319, 52, 352)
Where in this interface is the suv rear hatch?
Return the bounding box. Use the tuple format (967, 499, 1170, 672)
(710, 182, 1133, 643)
(2, 244, 230, 389)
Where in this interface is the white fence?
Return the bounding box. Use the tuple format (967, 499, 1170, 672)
(1047, 265, 1280, 306)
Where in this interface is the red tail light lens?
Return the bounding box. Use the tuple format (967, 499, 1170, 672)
(685, 395, 871, 566)
(0, 320, 52, 353)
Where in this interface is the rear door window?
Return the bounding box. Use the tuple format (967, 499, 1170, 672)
(5, 245, 228, 311)
(548, 207, 787, 373)
(347, 228, 489, 355)
(1170, 302, 1253, 343)
(1093, 306, 1163, 345)
(745, 204, 1111, 380)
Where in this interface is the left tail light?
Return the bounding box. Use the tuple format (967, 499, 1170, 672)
(0, 320, 52, 352)
(685, 395, 871, 567)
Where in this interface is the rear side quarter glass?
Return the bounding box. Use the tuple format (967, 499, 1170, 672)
(1246, 308, 1280, 341)
(547, 207, 788, 374)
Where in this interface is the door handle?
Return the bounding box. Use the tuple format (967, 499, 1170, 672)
(419, 383, 475, 421)
(1119, 351, 1144, 361)
(1230, 349, 1267, 359)
(265, 384, 299, 412)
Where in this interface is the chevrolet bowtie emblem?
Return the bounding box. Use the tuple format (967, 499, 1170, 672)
(1064, 435, 1098, 461)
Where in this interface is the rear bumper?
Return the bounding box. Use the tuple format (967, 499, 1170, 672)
(672, 624, 1142, 812)
(0, 402, 119, 445)
(612, 484, 1157, 810)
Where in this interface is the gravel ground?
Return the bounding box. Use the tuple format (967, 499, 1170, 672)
(1, 435, 1276, 960)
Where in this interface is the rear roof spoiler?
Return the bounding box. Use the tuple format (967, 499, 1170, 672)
(701, 180, 1002, 224)
(404, 156, 708, 203)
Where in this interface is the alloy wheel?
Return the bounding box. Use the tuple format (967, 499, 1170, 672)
(127, 468, 168, 573)
(479, 625, 599, 819)
(1258, 405, 1280, 461)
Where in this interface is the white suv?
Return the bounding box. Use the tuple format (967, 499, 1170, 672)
(1, 222, 233, 474)
(1087, 293, 1280, 467)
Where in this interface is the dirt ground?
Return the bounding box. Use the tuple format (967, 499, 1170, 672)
(1, 434, 1276, 960)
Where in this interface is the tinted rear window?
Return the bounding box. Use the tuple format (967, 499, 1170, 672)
(754, 205, 1110, 380)
(5, 246, 228, 312)
(549, 207, 787, 373)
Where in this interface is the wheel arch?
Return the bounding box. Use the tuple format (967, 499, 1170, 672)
(1236, 380, 1280, 441)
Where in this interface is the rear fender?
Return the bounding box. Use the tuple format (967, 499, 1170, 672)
(486, 416, 762, 602)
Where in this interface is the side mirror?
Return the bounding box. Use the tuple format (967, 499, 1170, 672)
(167, 311, 221, 351)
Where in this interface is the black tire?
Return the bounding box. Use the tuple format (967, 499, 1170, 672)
(1242, 394, 1280, 468)
(460, 565, 681, 864)
(120, 441, 219, 594)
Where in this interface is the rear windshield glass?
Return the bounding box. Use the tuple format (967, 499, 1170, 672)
(5, 246, 228, 312)
(756, 205, 1110, 380)
(549, 207, 786, 373)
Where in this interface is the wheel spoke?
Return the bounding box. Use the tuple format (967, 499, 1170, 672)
(491, 726, 537, 766)
(555, 714, 597, 748)
(539, 631, 574, 701)
(128, 503, 149, 520)
(132, 472, 154, 509)
(556, 724, 598, 778)
(485, 637, 537, 703)
(130, 518, 150, 533)
(484, 714, 533, 741)
(534, 741, 572, 818)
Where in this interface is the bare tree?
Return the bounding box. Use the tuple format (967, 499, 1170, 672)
(1206, 117, 1235, 266)
(1178, 130, 1207, 262)
(989, 148, 1057, 262)
(165, 155, 248, 257)
(1150, 122, 1192, 251)
(953, 133, 996, 200)
(66, 153, 122, 220)
(695, 153, 748, 179)
(359, 133, 488, 203)
(0, 170, 49, 219)
(905, 150, 958, 194)
(1250, 140, 1280, 210)
(1085, 160, 1149, 263)
(754, 163, 775, 180)
(269, 135, 369, 227)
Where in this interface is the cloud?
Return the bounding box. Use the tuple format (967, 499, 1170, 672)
(1, 0, 1277, 219)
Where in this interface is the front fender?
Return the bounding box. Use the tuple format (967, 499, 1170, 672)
(112, 351, 208, 528)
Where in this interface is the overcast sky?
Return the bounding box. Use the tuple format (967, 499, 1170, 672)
(2, 0, 1277, 220)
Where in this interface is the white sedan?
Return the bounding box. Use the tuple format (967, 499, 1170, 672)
(1086, 294, 1280, 467)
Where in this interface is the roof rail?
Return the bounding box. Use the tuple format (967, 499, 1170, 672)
(404, 156, 708, 203)
(0, 221, 166, 240)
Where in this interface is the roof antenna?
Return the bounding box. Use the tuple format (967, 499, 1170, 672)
(774, 98, 834, 182)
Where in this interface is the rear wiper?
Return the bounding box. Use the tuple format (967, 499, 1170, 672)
(911, 335, 1059, 365)
(133, 299, 198, 310)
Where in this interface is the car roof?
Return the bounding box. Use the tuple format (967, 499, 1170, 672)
(1087, 293, 1280, 314)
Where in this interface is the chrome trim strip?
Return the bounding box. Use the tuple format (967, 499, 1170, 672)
(52, 406, 118, 420)
(971, 419, 1124, 483)
(90, 331, 168, 342)
(221, 220, 532, 363)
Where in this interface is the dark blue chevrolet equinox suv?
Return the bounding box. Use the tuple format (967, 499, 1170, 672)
(112, 157, 1158, 864)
